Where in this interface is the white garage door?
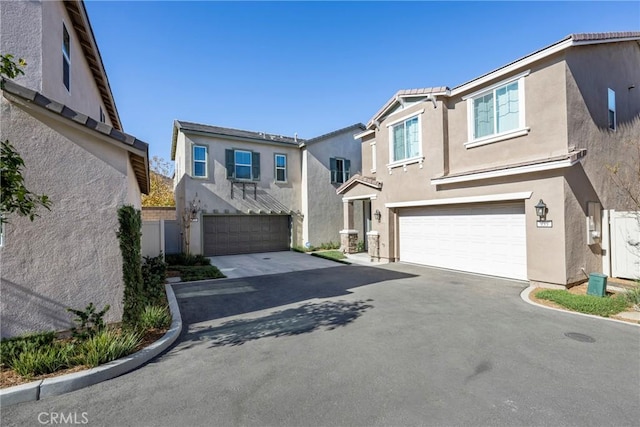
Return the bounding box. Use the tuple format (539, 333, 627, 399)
(398, 203, 527, 280)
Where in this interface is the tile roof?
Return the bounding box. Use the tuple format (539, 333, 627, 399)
(176, 120, 302, 143)
(336, 174, 383, 195)
(368, 87, 449, 127)
(2, 79, 150, 194)
(303, 123, 365, 145)
(570, 32, 640, 42)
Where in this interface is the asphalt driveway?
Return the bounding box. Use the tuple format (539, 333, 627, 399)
(2, 262, 639, 427)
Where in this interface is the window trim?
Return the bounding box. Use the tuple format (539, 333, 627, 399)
(330, 157, 350, 184)
(464, 70, 530, 148)
(370, 140, 377, 173)
(274, 153, 287, 183)
(192, 145, 208, 178)
(62, 24, 71, 91)
(234, 149, 253, 181)
(608, 88, 616, 131)
(388, 114, 422, 164)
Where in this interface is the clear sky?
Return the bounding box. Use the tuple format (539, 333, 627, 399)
(84, 0, 640, 164)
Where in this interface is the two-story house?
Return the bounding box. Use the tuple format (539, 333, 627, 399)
(171, 121, 364, 256)
(0, 0, 150, 337)
(338, 32, 640, 286)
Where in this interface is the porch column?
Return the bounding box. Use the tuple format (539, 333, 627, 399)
(340, 200, 358, 253)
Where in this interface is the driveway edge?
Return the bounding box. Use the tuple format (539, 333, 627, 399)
(0, 283, 183, 407)
(521, 286, 640, 327)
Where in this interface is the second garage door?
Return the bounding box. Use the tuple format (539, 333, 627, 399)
(398, 203, 527, 280)
(203, 215, 290, 256)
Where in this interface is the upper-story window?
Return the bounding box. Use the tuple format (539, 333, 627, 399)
(330, 157, 350, 184)
(62, 24, 70, 91)
(274, 154, 287, 182)
(390, 116, 420, 162)
(193, 145, 207, 178)
(370, 141, 377, 173)
(464, 71, 529, 147)
(608, 88, 616, 130)
(225, 149, 260, 181)
(99, 107, 105, 123)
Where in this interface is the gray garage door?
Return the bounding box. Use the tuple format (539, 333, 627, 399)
(203, 215, 291, 256)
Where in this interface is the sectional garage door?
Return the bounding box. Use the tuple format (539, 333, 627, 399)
(398, 203, 527, 280)
(203, 215, 290, 256)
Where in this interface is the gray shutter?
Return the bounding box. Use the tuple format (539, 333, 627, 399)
(330, 157, 337, 183)
(225, 149, 234, 179)
(252, 152, 260, 181)
(344, 159, 351, 181)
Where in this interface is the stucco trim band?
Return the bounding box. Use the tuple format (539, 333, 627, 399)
(342, 194, 378, 202)
(385, 191, 533, 209)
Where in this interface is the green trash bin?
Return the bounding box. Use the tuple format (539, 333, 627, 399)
(587, 273, 608, 297)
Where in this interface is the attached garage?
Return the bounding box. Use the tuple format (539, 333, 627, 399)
(203, 215, 290, 256)
(398, 203, 527, 280)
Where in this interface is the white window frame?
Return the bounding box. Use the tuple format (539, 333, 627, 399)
(192, 145, 207, 178)
(62, 24, 70, 91)
(0, 219, 4, 247)
(234, 149, 252, 180)
(274, 153, 287, 182)
(370, 140, 377, 173)
(608, 88, 616, 131)
(464, 70, 530, 148)
(335, 158, 347, 184)
(386, 111, 423, 170)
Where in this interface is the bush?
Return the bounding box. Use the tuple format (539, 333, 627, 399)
(118, 205, 144, 326)
(624, 284, 640, 306)
(12, 342, 76, 378)
(318, 241, 340, 250)
(138, 305, 171, 330)
(356, 240, 365, 253)
(78, 329, 141, 368)
(165, 253, 210, 266)
(173, 265, 225, 281)
(142, 254, 167, 306)
(0, 331, 56, 368)
(66, 303, 110, 340)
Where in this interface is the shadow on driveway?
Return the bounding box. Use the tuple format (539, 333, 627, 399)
(172, 265, 415, 347)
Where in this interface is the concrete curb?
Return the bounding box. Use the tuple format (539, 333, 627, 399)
(521, 286, 640, 327)
(0, 283, 183, 407)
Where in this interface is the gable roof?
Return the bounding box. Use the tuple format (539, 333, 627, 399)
(336, 174, 383, 195)
(2, 79, 150, 194)
(301, 123, 365, 146)
(64, 1, 122, 131)
(172, 120, 303, 159)
(362, 32, 640, 132)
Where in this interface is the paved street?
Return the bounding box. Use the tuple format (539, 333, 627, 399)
(2, 262, 639, 427)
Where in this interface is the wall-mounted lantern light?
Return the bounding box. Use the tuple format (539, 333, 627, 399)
(535, 199, 548, 221)
(374, 209, 382, 223)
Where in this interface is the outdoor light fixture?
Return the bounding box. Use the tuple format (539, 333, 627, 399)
(535, 199, 548, 221)
(374, 209, 382, 222)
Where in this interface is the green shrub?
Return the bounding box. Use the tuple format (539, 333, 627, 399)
(0, 331, 56, 368)
(12, 342, 76, 378)
(355, 240, 365, 253)
(174, 265, 225, 281)
(318, 241, 340, 250)
(118, 205, 144, 326)
(623, 284, 640, 306)
(142, 254, 167, 306)
(138, 305, 171, 330)
(66, 303, 110, 340)
(165, 253, 211, 266)
(78, 329, 141, 368)
(536, 290, 630, 317)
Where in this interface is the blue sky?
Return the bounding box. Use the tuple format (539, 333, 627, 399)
(84, 1, 640, 163)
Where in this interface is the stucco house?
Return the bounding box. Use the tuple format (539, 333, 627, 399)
(339, 32, 640, 286)
(171, 121, 364, 255)
(0, 0, 150, 337)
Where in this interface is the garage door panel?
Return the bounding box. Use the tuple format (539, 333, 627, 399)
(399, 203, 527, 280)
(203, 215, 290, 256)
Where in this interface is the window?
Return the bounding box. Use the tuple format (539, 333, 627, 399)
(370, 141, 377, 173)
(0, 219, 4, 247)
(465, 71, 529, 146)
(330, 157, 350, 184)
(225, 149, 260, 181)
(193, 145, 207, 178)
(99, 107, 105, 123)
(274, 154, 287, 182)
(390, 116, 420, 162)
(62, 24, 70, 91)
(608, 88, 616, 130)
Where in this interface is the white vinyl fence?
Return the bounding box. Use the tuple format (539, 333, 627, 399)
(142, 220, 182, 258)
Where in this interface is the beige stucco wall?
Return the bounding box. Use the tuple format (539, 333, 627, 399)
(175, 131, 304, 254)
(302, 129, 363, 246)
(0, 99, 134, 338)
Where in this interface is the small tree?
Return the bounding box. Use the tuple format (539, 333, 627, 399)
(141, 156, 175, 207)
(1, 54, 51, 225)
